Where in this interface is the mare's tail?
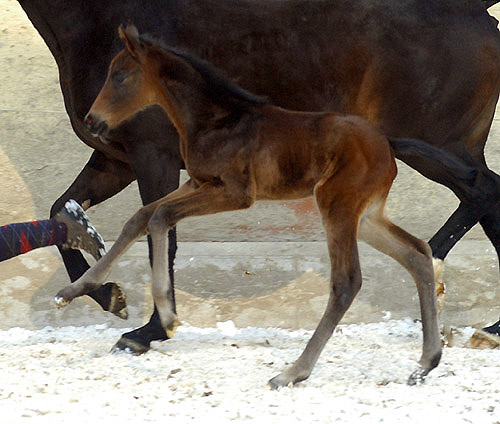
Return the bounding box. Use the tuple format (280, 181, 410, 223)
(387, 137, 481, 202)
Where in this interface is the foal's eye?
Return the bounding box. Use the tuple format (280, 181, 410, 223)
(112, 71, 127, 85)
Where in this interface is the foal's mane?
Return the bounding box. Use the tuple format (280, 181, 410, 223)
(139, 34, 269, 107)
(140, 34, 269, 105)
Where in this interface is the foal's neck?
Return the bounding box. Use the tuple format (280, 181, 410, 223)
(156, 76, 263, 145)
(147, 45, 268, 144)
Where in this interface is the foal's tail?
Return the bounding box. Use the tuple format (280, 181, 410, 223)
(387, 137, 483, 203)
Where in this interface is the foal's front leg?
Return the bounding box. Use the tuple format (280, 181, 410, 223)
(143, 180, 255, 335)
(147, 206, 180, 338)
(53, 180, 197, 306)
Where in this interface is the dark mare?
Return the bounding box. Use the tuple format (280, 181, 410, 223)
(55, 25, 442, 387)
(17, 0, 500, 351)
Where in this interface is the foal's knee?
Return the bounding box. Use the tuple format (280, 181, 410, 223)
(122, 208, 151, 238)
(148, 204, 175, 234)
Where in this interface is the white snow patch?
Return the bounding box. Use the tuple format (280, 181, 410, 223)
(0, 320, 499, 423)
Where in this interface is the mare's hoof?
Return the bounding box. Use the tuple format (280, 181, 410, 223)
(105, 282, 128, 320)
(111, 336, 150, 355)
(468, 329, 500, 349)
(89, 282, 128, 320)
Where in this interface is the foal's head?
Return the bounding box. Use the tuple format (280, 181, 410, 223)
(85, 24, 268, 142)
(85, 25, 149, 140)
(85, 24, 196, 141)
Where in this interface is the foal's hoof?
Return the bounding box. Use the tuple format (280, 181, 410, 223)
(407, 367, 430, 386)
(266, 370, 308, 390)
(112, 337, 150, 355)
(165, 316, 181, 339)
(53, 296, 71, 309)
(267, 377, 293, 391)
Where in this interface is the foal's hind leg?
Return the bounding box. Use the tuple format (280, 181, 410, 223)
(358, 203, 442, 384)
(268, 196, 363, 388)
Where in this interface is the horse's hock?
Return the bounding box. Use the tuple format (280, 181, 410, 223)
(0, 0, 499, 333)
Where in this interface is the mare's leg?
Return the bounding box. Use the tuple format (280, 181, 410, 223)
(391, 138, 500, 262)
(419, 159, 500, 336)
(358, 204, 442, 384)
(479, 208, 500, 336)
(427, 163, 500, 260)
(428, 202, 486, 260)
(392, 138, 500, 326)
(51, 150, 134, 318)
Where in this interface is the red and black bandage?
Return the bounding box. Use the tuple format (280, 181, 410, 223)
(0, 219, 67, 262)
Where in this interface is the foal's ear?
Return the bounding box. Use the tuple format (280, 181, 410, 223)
(119, 23, 146, 60)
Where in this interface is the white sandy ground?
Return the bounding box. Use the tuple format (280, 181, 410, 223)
(0, 320, 499, 423)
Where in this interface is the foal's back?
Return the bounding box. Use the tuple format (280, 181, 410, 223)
(252, 106, 397, 203)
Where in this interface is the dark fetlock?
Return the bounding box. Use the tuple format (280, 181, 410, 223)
(54, 199, 106, 260)
(111, 336, 151, 355)
(112, 319, 169, 354)
(483, 319, 500, 336)
(87, 282, 128, 320)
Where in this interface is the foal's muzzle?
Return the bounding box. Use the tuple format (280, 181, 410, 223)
(84, 113, 108, 138)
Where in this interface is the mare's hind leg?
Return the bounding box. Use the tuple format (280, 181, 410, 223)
(358, 203, 442, 384)
(51, 151, 134, 318)
(392, 138, 500, 314)
(477, 208, 500, 336)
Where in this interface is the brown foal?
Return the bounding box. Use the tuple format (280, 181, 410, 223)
(55, 25, 441, 388)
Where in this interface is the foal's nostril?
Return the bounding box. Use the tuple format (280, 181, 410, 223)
(84, 113, 107, 136)
(84, 113, 95, 130)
